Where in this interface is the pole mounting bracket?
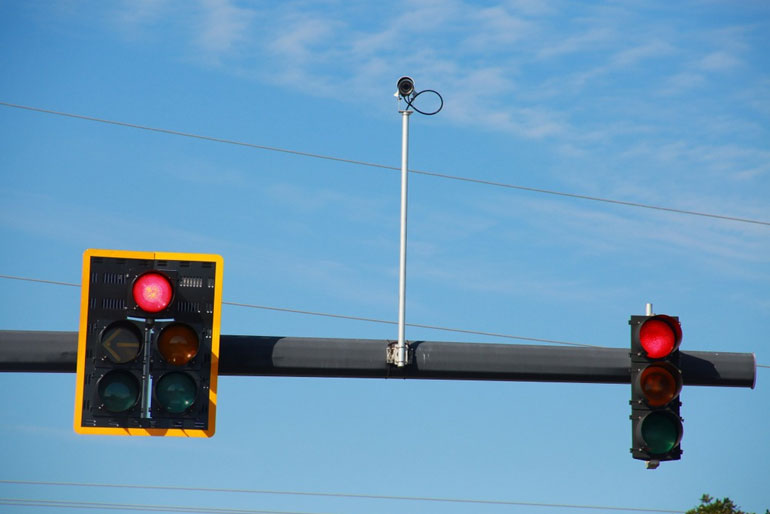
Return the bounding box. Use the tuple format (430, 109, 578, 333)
(386, 340, 412, 367)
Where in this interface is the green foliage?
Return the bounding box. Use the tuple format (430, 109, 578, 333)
(686, 494, 769, 514)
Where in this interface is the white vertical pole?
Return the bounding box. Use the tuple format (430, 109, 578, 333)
(396, 109, 412, 367)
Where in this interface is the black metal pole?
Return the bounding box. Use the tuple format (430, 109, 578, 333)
(0, 330, 756, 388)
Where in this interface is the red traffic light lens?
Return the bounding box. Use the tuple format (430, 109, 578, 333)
(640, 363, 682, 407)
(133, 272, 173, 313)
(158, 324, 199, 366)
(639, 317, 680, 358)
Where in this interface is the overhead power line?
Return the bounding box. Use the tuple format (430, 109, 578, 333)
(1, 101, 768, 227)
(0, 273, 593, 347)
(0, 275, 80, 288)
(224, 299, 594, 347)
(0, 480, 686, 513)
(0, 497, 324, 514)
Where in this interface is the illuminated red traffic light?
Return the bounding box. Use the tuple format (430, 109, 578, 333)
(132, 272, 173, 313)
(639, 316, 681, 359)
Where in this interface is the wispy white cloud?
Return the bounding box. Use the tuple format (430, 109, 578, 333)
(196, 0, 255, 58)
(0, 189, 232, 252)
(112, 0, 254, 60)
(609, 39, 676, 67)
(462, 7, 534, 50)
(268, 14, 340, 63)
(469, 191, 770, 281)
(535, 26, 615, 59)
(263, 182, 390, 225)
(618, 137, 770, 184)
(503, 0, 558, 16)
(96, 0, 769, 193)
(117, 0, 173, 25)
(698, 50, 742, 72)
(659, 71, 706, 95)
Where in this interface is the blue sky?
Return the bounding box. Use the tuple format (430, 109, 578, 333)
(0, 1, 768, 513)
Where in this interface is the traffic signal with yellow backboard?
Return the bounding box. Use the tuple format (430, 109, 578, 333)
(629, 314, 683, 463)
(74, 249, 223, 437)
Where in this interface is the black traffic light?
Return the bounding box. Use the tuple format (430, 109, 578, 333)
(74, 249, 223, 437)
(629, 314, 683, 463)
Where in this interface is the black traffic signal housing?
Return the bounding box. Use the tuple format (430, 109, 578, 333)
(630, 314, 684, 463)
(74, 249, 223, 437)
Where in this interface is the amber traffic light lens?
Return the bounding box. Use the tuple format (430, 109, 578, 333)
(158, 324, 199, 366)
(640, 363, 682, 407)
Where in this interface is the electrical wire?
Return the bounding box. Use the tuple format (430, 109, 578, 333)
(0, 273, 593, 347)
(0, 275, 79, 288)
(1, 101, 767, 227)
(404, 89, 444, 115)
(223, 299, 595, 347)
(0, 480, 686, 513)
(0, 497, 326, 514)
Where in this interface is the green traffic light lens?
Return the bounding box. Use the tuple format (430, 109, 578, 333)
(155, 372, 197, 413)
(98, 370, 140, 413)
(641, 411, 682, 454)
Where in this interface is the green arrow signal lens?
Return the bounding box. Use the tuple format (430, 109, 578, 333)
(98, 370, 140, 413)
(155, 372, 197, 413)
(641, 411, 682, 454)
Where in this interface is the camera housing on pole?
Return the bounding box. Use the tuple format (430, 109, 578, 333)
(396, 76, 415, 99)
